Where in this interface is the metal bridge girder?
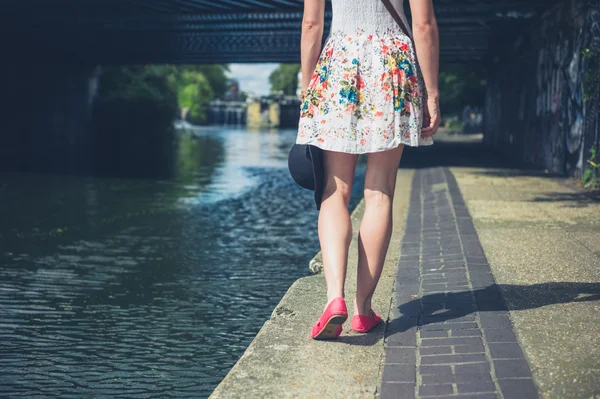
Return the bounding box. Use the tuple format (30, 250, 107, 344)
(0, 0, 558, 63)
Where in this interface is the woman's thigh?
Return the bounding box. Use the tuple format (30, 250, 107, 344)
(364, 145, 405, 196)
(321, 150, 359, 203)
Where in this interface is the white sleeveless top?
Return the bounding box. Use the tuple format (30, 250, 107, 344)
(296, 0, 433, 153)
(331, 0, 413, 37)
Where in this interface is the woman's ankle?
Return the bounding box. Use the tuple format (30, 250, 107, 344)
(353, 297, 372, 315)
(326, 292, 345, 305)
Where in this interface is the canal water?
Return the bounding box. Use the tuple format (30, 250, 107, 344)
(0, 127, 366, 398)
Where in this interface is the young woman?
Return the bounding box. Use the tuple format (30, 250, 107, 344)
(297, 0, 440, 339)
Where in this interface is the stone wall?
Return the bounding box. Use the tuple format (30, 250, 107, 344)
(484, 0, 600, 175)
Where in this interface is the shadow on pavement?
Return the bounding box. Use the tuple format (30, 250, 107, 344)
(400, 138, 505, 170)
(387, 282, 600, 335)
(528, 190, 600, 207)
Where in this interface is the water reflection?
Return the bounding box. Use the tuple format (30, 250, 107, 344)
(0, 127, 366, 398)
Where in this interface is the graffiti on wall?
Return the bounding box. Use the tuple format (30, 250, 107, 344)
(486, 1, 600, 175)
(535, 4, 599, 174)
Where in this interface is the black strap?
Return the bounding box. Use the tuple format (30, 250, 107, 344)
(381, 0, 412, 40)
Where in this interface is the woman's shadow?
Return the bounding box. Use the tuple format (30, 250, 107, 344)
(339, 282, 600, 345)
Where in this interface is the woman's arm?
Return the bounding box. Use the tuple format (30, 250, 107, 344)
(300, 0, 326, 95)
(408, 0, 440, 137)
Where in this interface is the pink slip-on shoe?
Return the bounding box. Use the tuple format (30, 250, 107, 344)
(351, 309, 383, 333)
(310, 297, 348, 340)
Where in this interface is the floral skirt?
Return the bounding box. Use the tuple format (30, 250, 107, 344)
(296, 27, 433, 154)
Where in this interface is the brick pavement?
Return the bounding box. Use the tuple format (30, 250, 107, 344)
(380, 167, 539, 399)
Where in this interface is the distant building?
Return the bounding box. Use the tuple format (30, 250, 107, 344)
(223, 78, 241, 101)
(296, 70, 302, 98)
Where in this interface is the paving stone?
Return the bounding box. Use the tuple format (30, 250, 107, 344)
(421, 373, 493, 385)
(419, 330, 449, 339)
(453, 344, 486, 354)
(420, 322, 479, 332)
(427, 395, 498, 399)
(420, 354, 487, 365)
(419, 365, 453, 375)
(421, 261, 445, 269)
(478, 312, 513, 330)
(488, 342, 525, 359)
(379, 382, 415, 399)
(382, 364, 416, 383)
(422, 274, 449, 281)
(421, 316, 477, 327)
(454, 363, 491, 374)
(424, 303, 475, 313)
(421, 308, 473, 317)
(421, 337, 482, 347)
(421, 294, 448, 304)
(421, 346, 452, 356)
(498, 378, 538, 399)
(395, 290, 420, 304)
(419, 384, 454, 396)
(385, 316, 417, 347)
(422, 283, 451, 292)
(466, 256, 488, 264)
(385, 347, 416, 364)
(470, 277, 497, 289)
(395, 275, 420, 287)
(445, 281, 472, 288)
(483, 328, 518, 343)
(474, 289, 502, 302)
(445, 292, 474, 302)
(456, 380, 497, 394)
(476, 301, 508, 311)
(397, 301, 420, 317)
(493, 359, 533, 379)
(451, 329, 482, 338)
(397, 258, 420, 268)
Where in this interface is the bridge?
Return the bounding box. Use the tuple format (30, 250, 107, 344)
(3, 0, 553, 63)
(0, 0, 598, 177)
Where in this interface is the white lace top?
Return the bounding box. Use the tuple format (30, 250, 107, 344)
(330, 0, 412, 37)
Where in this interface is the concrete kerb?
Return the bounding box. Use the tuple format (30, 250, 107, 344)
(209, 170, 414, 399)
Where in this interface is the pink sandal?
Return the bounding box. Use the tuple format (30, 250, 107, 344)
(310, 297, 348, 340)
(352, 309, 383, 333)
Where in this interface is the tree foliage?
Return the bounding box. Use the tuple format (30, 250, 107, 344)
(91, 64, 230, 175)
(175, 69, 214, 124)
(438, 64, 486, 116)
(269, 64, 301, 95)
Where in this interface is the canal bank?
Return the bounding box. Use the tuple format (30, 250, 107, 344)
(210, 131, 600, 399)
(209, 170, 415, 398)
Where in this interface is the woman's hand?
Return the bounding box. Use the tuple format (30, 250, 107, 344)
(421, 95, 441, 137)
(300, 89, 308, 101)
(409, 0, 440, 138)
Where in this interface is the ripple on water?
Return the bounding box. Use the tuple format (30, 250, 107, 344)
(0, 128, 366, 398)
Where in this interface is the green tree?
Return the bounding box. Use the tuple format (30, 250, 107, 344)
(269, 64, 301, 95)
(176, 70, 214, 124)
(438, 64, 486, 116)
(178, 65, 230, 99)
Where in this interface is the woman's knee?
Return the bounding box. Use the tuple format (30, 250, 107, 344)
(363, 187, 394, 207)
(322, 177, 353, 205)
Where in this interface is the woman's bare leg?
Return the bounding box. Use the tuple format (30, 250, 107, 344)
(354, 145, 405, 315)
(319, 150, 359, 308)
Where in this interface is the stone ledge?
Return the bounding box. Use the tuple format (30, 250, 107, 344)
(209, 170, 413, 399)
